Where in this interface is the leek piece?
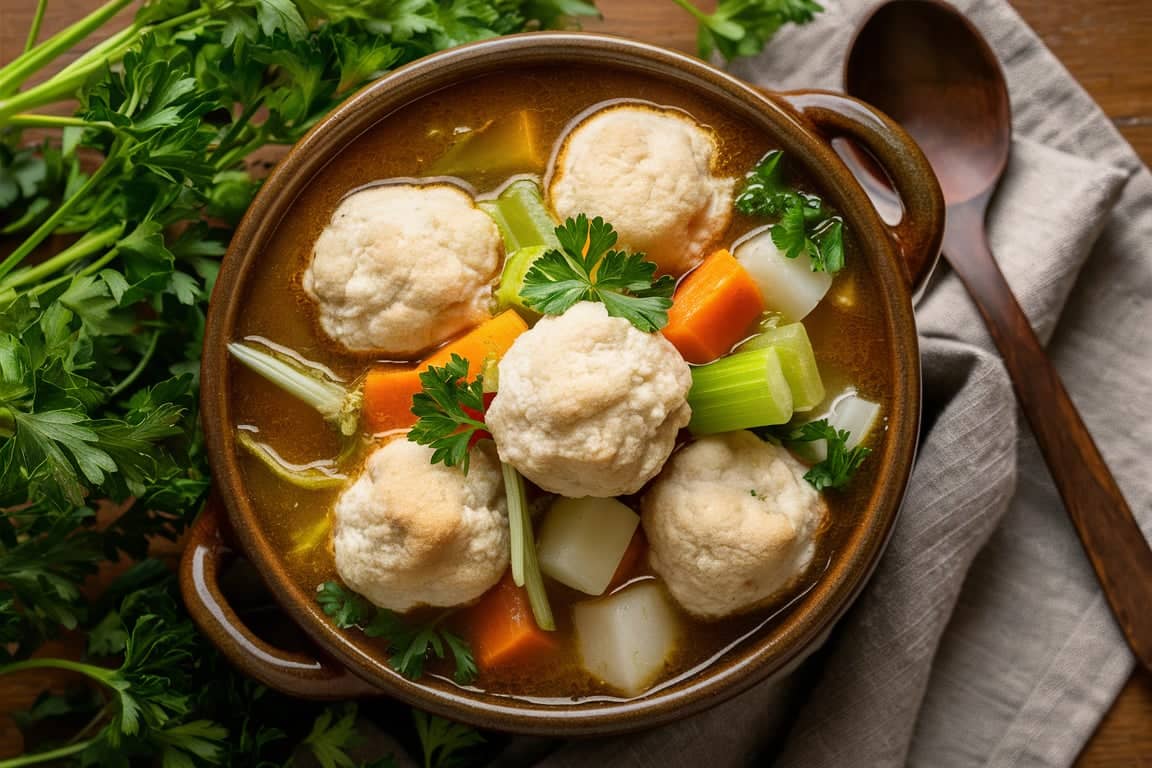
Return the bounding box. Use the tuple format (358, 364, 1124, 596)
(235, 430, 347, 490)
(739, 322, 825, 411)
(494, 244, 548, 318)
(228, 341, 360, 435)
(734, 228, 832, 322)
(426, 111, 544, 177)
(501, 459, 555, 631)
(479, 179, 559, 252)
(687, 347, 794, 435)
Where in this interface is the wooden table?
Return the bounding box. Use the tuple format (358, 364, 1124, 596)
(1, 0, 1149, 764)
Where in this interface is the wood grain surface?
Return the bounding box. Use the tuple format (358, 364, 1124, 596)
(1, 0, 1150, 764)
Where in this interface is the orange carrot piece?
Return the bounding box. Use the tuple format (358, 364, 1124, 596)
(362, 310, 529, 434)
(662, 249, 765, 364)
(466, 571, 557, 670)
(424, 309, 528, 373)
(607, 528, 647, 592)
(362, 368, 423, 434)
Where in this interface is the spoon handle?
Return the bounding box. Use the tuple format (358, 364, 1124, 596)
(944, 198, 1152, 672)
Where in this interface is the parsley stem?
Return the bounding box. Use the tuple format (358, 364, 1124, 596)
(0, 657, 111, 684)
(668, 0, 709, 23)
(0, 737, 98, 768)
(0, 0, 134, 98)
(108, 329, 159, 398)
(3, 114, 118, 132)
(22, 0, 49, 54)
(0, 224, 123, 291)
(0, 144, 120, 282)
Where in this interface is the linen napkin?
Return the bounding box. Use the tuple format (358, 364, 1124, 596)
(504, 1, 1151, 766)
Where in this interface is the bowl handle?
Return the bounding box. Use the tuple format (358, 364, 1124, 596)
(766, 89, 945, 297)
(179, 494, 381, 699)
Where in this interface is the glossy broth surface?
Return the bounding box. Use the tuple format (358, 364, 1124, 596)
(229, 65, 894, 699)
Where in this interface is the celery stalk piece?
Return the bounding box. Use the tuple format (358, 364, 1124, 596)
(228, 341, 360, 435)
(494, 245, 548, 318)
(478, 178, 560, 252)
(687, 346, 794, 435)
(738, 322, 825, 411)
(501, 459, 555, 631)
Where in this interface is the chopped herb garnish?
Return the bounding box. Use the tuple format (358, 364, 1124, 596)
(519, 214, 676, 332)
(407, 354, 488, 475)
(316, 581, 476, 685)
(736, 150, 846, 273)
(787, 418, 871, 490)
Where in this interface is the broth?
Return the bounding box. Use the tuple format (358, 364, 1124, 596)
(229, 65, 893, 699)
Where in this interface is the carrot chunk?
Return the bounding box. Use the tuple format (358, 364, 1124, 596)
(423, 309, 528, 372)
(606, 528, 647, 592)
(662, 249, 766, 364)
(362, 310, 528, 434)
(466, 571, 558, 670)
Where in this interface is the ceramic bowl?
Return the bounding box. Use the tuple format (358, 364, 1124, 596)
(181, 32, 943, 735)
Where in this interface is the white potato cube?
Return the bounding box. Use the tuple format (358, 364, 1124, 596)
(537, 497, 639, 595)
(734, 227, 833, 322)
(573, 581, 681, 696)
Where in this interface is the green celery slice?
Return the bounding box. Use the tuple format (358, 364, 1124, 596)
(739, 322, 825, 411)
(687, 346, 794, 435)
(494, 245, 548, 318)
(479, 179, 559, 252)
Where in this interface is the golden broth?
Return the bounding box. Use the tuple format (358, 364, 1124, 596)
(229, 65, 893, 699)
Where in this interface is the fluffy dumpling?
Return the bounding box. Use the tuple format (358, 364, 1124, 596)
(641, 430, 826, 619)
(302, 183, 501, 357)
(547, 104, 734, 276)
(485, 301, 692, 498)
(332, 439, 508, 612)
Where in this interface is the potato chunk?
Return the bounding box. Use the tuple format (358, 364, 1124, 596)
(537, 497, 640, 596)
(573, 581, 680, 696)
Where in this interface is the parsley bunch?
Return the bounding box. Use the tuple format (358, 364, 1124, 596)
(519, 214, 676, 332)
(736, 150, 846, 273)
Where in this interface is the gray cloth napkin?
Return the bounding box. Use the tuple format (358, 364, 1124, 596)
(516, 0, 1152, 766)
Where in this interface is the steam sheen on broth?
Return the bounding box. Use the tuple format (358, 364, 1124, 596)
(228, 65, 892, 700)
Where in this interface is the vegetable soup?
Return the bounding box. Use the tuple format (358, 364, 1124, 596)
(229, 64, 892, 700)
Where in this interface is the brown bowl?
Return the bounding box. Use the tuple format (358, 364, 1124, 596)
(182, 32, 943, 735)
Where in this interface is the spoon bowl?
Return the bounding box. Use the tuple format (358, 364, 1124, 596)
(844, 0, 1152, 673)
(846, 0, 1010, 204)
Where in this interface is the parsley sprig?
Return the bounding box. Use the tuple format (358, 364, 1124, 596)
(519, 214, 676, 332)
(672, 0, 823, 60)
(407, 354, 488, 475)
(736, 150, 846, 273)
(316, 581, 477, 685)
(787, 418, 871, 490)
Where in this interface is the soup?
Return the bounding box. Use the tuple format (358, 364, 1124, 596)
(228, 64, 892, 701)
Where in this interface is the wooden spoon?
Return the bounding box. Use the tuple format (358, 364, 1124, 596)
(845, 0, 1152, 671)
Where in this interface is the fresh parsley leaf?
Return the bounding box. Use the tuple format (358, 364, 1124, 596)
(316, 581, 477, 685)
(787, 418, 871, 490)
(737, 151, 847, 273)
(407, 354, 487, 475)
(301, 703, 359, 768)
(519, 214, 675, 332)
(686, 0, 823, 61)
(413, 709, 484, 768)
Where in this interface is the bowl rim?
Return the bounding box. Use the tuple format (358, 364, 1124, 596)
(200, 31, 921, 734)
